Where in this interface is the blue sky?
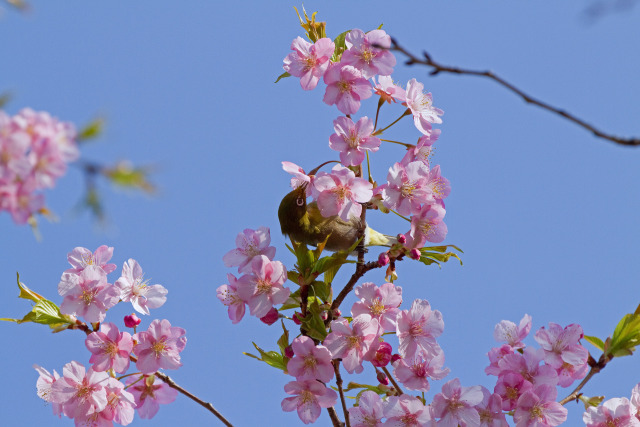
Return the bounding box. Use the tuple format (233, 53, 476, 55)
(1, 1, 639, 425)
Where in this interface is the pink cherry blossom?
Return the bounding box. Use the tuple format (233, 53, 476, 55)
(313, 164, 373, 221)
(217, 273, 246, 324)
(282, 161, 312, 192)
(328, 116, 380, 166)
(393, 348, 449, 392)
(364, 341, 393, 367)
(432, 378, 483, 427)
(407, 203, 448, 247)
(494, 314, 532, 349)
(498, 347, 558, 387)
(475, 387, 509, 427)
(50, 361, 109, 420)
(351, 281, 402, 332)
(66, 245, 117, 275)
(236, 255, 289, 319)
(133, 319, 187, 374)
(514, 384, 567, 427)
(555, 357, 589, 388)
(382, 161, 433, 216)
(485, 344, 515, 376)
(58, 265, 120, 323)
(123, 313, 141, 328)
(223, 226, 277, 274)
(383, 394, 435, 426)
(85, 323, 134, 374)
(348, 390, 384, 427)
(494, 372, 533, 411)
(0, 178, 44, 224)
(425, 165, 451, 204)
(286, 336, 334, 382)
(403, 78, 443, 135)
(534, 322, 588, 368)
(630, 383, 640, 419)
(283, 37, 335, 90)
(341, 29, 396, 79)
(115, 258, 168, 315)
(34, 364, 64, 417)
(396, 299, 444, 359)
(373, 75, 406, 104)
(28, 138, 68, 189)
(125, 375, 177, 420)
(323, 315, 380, 374)
(583, 397, 640, 427)
(323, 64, 372, 115)
(75, 378, 135, 426)
(400, 130, 440, 167)
(281, 380, 337, 425)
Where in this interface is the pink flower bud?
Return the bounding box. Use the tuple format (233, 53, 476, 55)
(376, 371, 389, 385)
(260, 307, 279, 325)
(320, 311, 328, 321)
(390, 354, 402, 364)
(397, 234, 407, 244)
(332, 309, 341, 319)
(124, 313, 141, 328)
(284, 345, 294, 359)
(409, 248, 421, 260)
(378, 252, 390, 266)
(292, 312, 303, 325)
(371, 342, 393, 367)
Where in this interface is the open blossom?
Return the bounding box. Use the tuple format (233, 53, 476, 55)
(403, 78, 443, 135)
(407, 203, 448, 247)
(125, 375, 177, 420)
(34, 365, 64, 417)
(65, 245, 117, 275)
(534, 322, 588, 368)
(58, 265, 120, 323)
(216, 273, 246, 324)
(348, 390, 384, 427)
(283, 37, 335, 90)
(313, 164, 373, 221)
(475, 387, 509, 427)
(282, 161, 312, 192)
(223, 226, 277, 274)
(236, 255, 289, 319)
(498, 347, 558, 387)
(432, 378, 483, 427)
(351, 282, 402, 332)
(286, 336, 334, 382)
(584, 397, 640, 427)
(383, 394, 435, 426)
(323, 64, 372, 115)
(328, 116, 380, 166)
(514, 384, 567, 427)
(341, 29, 395, 79)
(393, 348, 449, 392)
(494, 372, 534, 412)
(50, 361, 109, 419)
(75, 378, 135, 426)
(485, 344, 515, 376)
(373, 75, 406, 104)
(133, 319, 187, 374)
(425, 165, 451, 203)
(0, 178, 44, 224)
(116, 258, 167, 315)
(85, 323, 134, 374)
(396, 299, 444, 359)
(494, 314, 532, 349)
(401, 130, 440, 166)
(365, 341, 393, 367)
(382, 161, 433, 216)
(281, 380, 337, 425)
(323, 315, 380, 374)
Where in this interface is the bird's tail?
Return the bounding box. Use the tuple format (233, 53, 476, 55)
(365, 226, 398, 247)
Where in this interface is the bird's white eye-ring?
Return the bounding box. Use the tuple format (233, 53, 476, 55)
(296, 198, 304, 207)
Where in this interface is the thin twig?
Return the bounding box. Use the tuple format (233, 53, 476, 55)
(390, 38, 640, 147)
(382, 366, 404, 396)
(559, 354, 607, 405)
(329, 260, 382, 320)
(333, 360, 351, 427)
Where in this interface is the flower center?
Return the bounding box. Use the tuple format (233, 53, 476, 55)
(400, 181, 417, 198)
(303, 355, 317, 371)
(303, 55, 318, 71)
(81, 289, 97, 305)
(506, 386, 519, 401)
(370, 298, 386, 316)
(346, 130, 360, 149)
(256, 279, 272, 294)
(409, 322, 423, 337)
(347, 335, 362, 350)
(331, 185, 351, 202)
(338, 80, 353, 94)
(151, 339, 167, 357)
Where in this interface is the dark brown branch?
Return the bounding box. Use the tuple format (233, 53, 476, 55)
(390, 39, 640, 147)
(327, 407, 345, 427)
(333, 360, 351, 427)
(382, 366, 404, 396)
(329, 260, 382, 320)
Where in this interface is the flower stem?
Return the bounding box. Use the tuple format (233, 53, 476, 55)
(373, 109, 411, 136)
(333, 360, 351, 427)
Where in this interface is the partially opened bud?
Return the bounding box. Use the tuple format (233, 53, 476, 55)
(260, 307, 279, 325)
(124, 313, 141, 328)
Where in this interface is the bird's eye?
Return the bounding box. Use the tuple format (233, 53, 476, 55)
(296, 197, 304, 207)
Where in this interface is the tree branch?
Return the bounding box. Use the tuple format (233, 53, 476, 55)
(390, 38, 640, 147)
(333, 360, 351, 427)
(559, 353, 607, 405)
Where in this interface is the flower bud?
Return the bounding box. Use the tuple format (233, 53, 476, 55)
(409, 248, 421, 260)
(332, 309, 341, 319)
(320, 311, 328, 321)
(376, 371, 389, 385)
(390, 354, 402, 364)
(260, 307, 279, 325)
(292, 312, 303, 325)
(284, 345, 295, 359)
(378, 252, 390, 266)
(124, 313, 141, 328)
(371, 342, 393, 367)
(397, 233, 407, 244)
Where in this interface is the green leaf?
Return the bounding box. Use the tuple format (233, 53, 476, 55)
(607, 313, 640, 358)
(274, 71, 291, 83)
(76, 118, 104, 142)
(300, 299, 327, 341)
(584, 335, 605, 351)
(580, 395, 605, 409)
(310, 281, 332, 303)
(32, 300, 69, 327)
(244, 342, 287, 371)
(287, 271, 302, 285)
(16, 273, 46, 302)
(331, 29, 350, 63)
(277, 320, 290, 354)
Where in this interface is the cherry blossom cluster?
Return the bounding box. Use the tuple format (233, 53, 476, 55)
(0, 108, 79, 224)
(35, 245, 186, 425)
(584, 384, 640, 426)
(282, 27, 450, 252)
